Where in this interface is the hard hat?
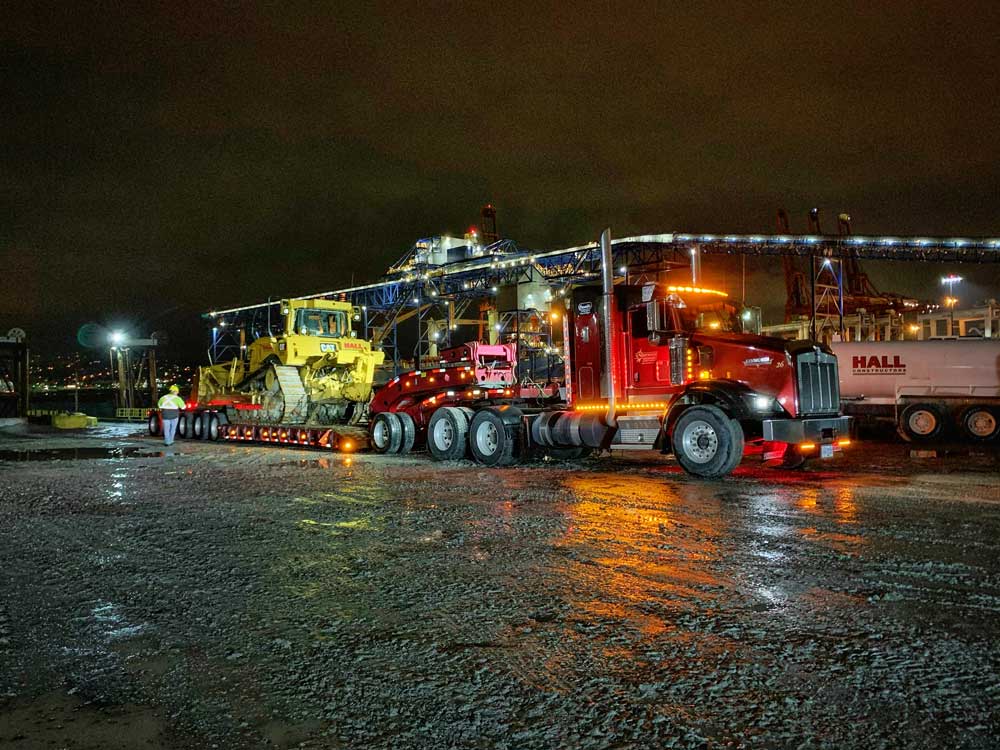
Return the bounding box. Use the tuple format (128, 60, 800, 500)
(169, 384, 180, 393)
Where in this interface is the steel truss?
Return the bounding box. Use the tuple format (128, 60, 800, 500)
(206, 232, 1000, 370)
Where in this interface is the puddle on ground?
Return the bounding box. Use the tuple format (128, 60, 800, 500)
(277, 456, 357, 470)
(0, 447, 166, 462)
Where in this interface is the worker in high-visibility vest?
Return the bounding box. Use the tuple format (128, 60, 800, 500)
(157, 385, 186, 446)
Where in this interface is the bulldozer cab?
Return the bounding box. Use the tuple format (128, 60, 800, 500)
(292, 308, 349, 338)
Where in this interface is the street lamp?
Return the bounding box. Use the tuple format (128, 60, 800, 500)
(109, 330, 126, 347)
(940, 276, 962, 336)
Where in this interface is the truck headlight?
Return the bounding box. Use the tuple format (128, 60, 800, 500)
(746, 393, 780, 412)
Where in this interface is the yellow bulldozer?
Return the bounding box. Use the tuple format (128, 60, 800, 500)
(197, 298, 384, 425)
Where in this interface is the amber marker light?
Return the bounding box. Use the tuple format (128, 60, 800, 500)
(799, 442, 816, 451)
(837, 439, 851, 447)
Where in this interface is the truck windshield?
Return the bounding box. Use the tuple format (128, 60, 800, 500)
(677, 301, 742, 333)
(295, 309, 348, 337)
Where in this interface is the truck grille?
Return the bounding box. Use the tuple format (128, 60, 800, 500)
(796, 349, 839, 415)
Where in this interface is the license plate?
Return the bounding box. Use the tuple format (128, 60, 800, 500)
(821, 444, 834, 458)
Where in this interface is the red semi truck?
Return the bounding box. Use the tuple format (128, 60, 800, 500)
(368, 230, 852, 478)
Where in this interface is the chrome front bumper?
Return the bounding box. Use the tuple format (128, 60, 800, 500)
(761, 415, 852, 443)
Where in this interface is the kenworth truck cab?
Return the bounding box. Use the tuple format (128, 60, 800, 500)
(562, 278, 852, 476)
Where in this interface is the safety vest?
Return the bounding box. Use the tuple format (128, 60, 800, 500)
(157, 394, 186, 410)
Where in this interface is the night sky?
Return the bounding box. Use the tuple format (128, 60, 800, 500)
(3, 2, 999, 358)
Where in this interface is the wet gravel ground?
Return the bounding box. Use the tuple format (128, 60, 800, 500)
(1, 423, 998, 749)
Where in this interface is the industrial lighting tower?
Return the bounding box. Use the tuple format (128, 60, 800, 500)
(940, 275, 962, 335)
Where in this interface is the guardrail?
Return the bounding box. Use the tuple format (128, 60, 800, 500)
(115, 408, 150, 420)
(26, 408, 61, 417)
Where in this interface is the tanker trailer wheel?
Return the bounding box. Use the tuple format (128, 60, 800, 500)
(898, 403, 944, 442)
(396, 412, 416, 454)
(370, 412, 402, 454)
(427, 407, 470, 461)
(671, 405, 742, 479)
(148, 412, 161, 437)
(469, 409, 521, 467)
(960, 406, 999, 442)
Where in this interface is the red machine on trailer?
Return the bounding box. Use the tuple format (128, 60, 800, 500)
(369, 230, 852, 478)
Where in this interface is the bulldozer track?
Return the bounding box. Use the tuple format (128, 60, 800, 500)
(270, 365, 310, 424)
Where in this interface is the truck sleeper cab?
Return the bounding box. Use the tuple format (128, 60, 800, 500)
(521, 281, 851, 477)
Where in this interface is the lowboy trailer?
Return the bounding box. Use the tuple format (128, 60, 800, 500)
(146, 403, 367, 451)
(368, 229, 852, 478)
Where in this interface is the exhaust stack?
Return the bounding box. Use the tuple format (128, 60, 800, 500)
(600, 228, 617, 427)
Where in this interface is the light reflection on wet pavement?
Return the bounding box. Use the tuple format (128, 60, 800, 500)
(0, 427, 998, 748)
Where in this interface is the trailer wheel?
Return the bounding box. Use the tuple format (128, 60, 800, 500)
(671, 405, 741, 479)
(469, 409, 520, 467)
(960, 406, 999, 442)
(898, 403, 944, 442)
(195, 412, 213, 440)
(148, 412, 161, 437)
(396, 412, 416, 454)
(205, 413, 220, 442)
(177, 413, 191, 439)
(370, 412, 402, 454)
(427, 407, 470, 461)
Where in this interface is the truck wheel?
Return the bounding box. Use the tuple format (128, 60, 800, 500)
(671, 405, 741, 479)
(148, 412, 161, 437)
(427, 407, 470, 461)
(898, 403, 944, 442)
(469, 409, 520, 467)
(177, 413, 191, 439)
(196, 413, 213, 440)
(720, 418, 746, 474)
(205, 413, 220, 441)
(960, 406, 999, 442)
(370, 412, 402, 454)
(396, 412, 416, 454)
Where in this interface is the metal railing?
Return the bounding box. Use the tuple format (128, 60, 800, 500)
(115, 408, 150, 420)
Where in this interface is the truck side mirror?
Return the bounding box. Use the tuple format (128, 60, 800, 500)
(646, 300, 663, 334)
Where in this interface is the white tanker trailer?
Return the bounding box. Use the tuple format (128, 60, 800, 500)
(831, 340, 1000, 442)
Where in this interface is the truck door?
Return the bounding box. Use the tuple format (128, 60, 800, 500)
(574, 313, 601, 401)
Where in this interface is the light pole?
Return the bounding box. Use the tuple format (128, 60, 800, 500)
(940, 275, 962, 336)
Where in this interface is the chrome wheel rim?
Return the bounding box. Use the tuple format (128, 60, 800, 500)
(372, 419, 389, 449)
(476, 421, 499, 456)
(681, 419, 719, 464)
(433, 419, 454, 450)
